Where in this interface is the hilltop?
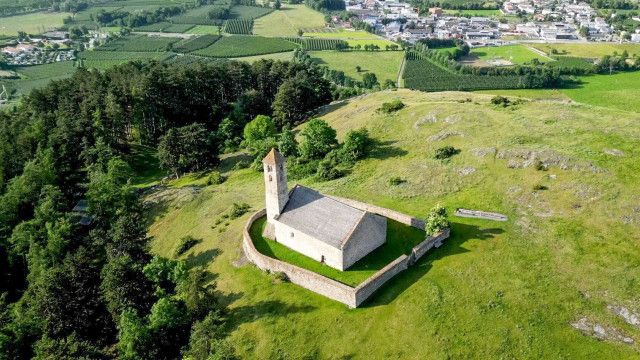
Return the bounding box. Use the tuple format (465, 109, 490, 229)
(147, 89, 640, 359)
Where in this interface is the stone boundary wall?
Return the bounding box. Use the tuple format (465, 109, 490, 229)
(410, 228, 451, 263)
(325, 195, 425, 230)
(243, 208, 450, 308)
(353, 255, 411, 307)
(242, 209, 357, 307)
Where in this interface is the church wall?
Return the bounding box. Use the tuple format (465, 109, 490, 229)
(272, 220, 345, 271)
(353, 255, 411, 307)
(342, 213, 387, 270)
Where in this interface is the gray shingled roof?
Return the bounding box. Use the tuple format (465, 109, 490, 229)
(277, 185, 366, 249)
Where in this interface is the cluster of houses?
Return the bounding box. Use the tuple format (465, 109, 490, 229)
(503, 0, 614, 40)
(346, 0, 502, 43)
(344, 0, 633, 44)
(1, 31, 75, 66)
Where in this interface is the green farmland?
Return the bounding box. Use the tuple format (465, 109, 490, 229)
(0, 11, 70, 36)
(470, 44, 552, 64)
(192, 36, 298, 58)
(97, 35, 181, 52)
(310, 50, 404, 83)
(253, 4, 326, 37)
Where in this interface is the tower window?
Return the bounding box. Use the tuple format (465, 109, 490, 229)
(268, 175, 272, 182)
(267, 165, 272, 172)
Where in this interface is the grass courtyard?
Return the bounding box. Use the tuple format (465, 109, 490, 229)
(250, 216, 426, 287)
(145, 89, 640, 359)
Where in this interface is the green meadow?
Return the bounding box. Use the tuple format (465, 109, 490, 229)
(145, 89, 640, 359)
(470, 44, 552, 64)
(310, 50, 404, 83)
(0, 11, 70, 36)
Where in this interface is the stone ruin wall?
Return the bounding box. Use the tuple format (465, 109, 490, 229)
(243, 207, 449, 308)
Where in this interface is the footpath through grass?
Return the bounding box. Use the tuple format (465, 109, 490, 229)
(250, 216, 426, 286)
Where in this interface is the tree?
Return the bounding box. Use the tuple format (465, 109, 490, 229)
(184, 311, 238, 360)
(243, 115, 276, 147)
(425, 205, 449, 235)
(338, 128, 373, 164)
(158, 124, 217, 178)
(278, 128, 298, 157)
(362, 72, 378, 89)
(299, 119, 338, 160)
(272, 72, 332, 129)
(274, 0, 281, 9)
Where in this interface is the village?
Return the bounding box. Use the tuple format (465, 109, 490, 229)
(345, 0, 639, 45)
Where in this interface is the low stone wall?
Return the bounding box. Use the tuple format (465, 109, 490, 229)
(242, 209, 357, 307)
(410, 228, 451, 264)
(243, 208, 449, 308)
(354, 255, 410, 307)
(325, 195, 425, 230)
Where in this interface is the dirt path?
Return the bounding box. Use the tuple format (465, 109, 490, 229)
(396, 55, 406, 88)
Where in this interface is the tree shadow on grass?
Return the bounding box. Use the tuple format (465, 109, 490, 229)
(218, 152, 253, 173)
(361, 222, 504, 308)
(226, 300, 316, 332)
(369, 140, 408, 160)
(184, 248, 221, 269)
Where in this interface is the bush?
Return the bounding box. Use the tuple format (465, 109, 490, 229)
(425, 205, 449, 235)
(206, 171, 226, 185)
(377, 99, 405, 114)
(286, 158, 319, 180)
(434, 146, 460, 160)
(272, 271, 288, 283)
(491, 96, 510, 107)
(233, 160, 250, 170)
(388, 177, 406, 186)
(316, 151, 343, 181)
(175, 236, 201, 257)
(229, 203, 251, 219)
(533, 184, 548, 191)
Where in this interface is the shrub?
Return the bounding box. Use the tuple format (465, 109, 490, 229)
(491, 95, 510, 107)
(533, 184, 548, 191)
(389, 177, 406, 186)
(206, 171, 226, 185)
(278, 128, 298, 157)
(229, 203, 251, 219)
(425, 205, 449, 235)
(377, 99, 405, 114)
(175, 236, 201, 257)
(316, 151, 343, 181)
(272, 271, 288, 283)
(286, 158, 319, 180)
(533, 160, 546, 171)
(434, 146, 460, 160)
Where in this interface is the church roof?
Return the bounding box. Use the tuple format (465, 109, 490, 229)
(277, 185, 379, 249)
(262, 148, 284, 165)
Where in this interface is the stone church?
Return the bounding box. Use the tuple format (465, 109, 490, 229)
(262, 148, 387, 271)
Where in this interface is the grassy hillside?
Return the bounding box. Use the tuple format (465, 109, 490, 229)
(0, 11, 70, 36)
(146, 89, 640, 359)
(477, 71, 640, 113)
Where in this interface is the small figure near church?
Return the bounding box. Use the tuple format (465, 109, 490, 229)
(262, 148, 387, 271)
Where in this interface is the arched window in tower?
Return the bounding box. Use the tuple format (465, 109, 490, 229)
(267, 165, 272, 172)
(268, 175, 272, 182)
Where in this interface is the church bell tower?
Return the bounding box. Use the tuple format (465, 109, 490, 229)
(262, 148, 289, 221)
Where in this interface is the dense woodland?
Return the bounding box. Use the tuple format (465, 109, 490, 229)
(0, 58, 333, 359)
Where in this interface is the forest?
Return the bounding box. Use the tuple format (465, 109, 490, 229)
(0, 58, 332, 359)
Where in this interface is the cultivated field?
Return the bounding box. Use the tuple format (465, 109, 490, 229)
(145, 89, 640, 359)
(192, 36, 298, 57)
(186, 25, 221, 35)
(80, 51, 174, 69)
(310, 50, 404, 83)
(0, 11, 70, 36)
(470, 44, 552, 65)
(303, 29, 399, 48)
(97, 35, 180, 52)
(530, 42, 640, 58)
(252, 4, 326, 37)
(0, 61, 75, 97)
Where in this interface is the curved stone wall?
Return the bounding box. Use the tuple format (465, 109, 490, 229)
(243, 208, 449, 308)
